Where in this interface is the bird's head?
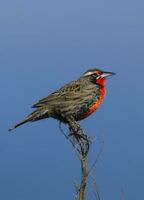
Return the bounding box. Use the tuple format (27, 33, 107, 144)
(82, 68, 115, 86)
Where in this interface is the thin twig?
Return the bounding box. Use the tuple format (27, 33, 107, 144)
(79, 155, 87, 200)
(87, 139, 104, 176)
(90, 172, 101, 200)
(59, 121, 99, 200)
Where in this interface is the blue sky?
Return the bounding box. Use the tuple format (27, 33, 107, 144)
(0, 0, 144, 199)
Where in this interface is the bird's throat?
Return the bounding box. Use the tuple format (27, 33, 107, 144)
(96, 78, 106, 86)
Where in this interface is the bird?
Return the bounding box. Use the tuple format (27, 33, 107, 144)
(9, 68, 115, 132)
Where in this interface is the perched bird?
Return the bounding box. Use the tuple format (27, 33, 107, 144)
(9, 68, 115, 132)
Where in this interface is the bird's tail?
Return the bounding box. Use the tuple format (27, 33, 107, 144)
(8, 118, 30, 131)
(9, 108, 50, 132)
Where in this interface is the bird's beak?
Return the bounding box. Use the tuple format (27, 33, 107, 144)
(101, 71, 116, 78)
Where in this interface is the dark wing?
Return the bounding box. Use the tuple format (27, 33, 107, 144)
(32, 80, 82, 108)
(32, 79, 99, 117)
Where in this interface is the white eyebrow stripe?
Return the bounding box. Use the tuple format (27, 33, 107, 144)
(83, 71, 94, 76)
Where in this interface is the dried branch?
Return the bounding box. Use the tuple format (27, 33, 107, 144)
(59, 120, 101, 200)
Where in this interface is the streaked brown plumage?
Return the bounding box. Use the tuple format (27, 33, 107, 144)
(9, 68, 115, 131)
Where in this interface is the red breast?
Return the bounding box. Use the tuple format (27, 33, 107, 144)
(83, 78, 106, 118)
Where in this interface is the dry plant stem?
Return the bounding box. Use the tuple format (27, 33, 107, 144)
(59, 120, 91, 200)
(79, 155, 87, 200)
(67, 117, 90, 200)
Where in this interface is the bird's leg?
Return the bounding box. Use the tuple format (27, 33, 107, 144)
(67, 117, 84, 137)
(67, 117, 90, 155)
